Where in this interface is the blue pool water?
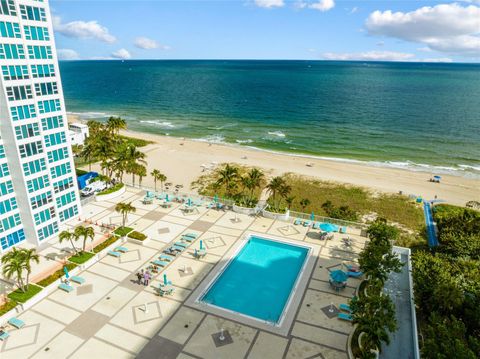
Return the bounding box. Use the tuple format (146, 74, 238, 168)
(201, 236, 309, 323)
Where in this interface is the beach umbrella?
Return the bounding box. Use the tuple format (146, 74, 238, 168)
(163, 274, 168, 285)
(200, 240, 203, 250)
(63, 266, 69, 279)
(310, 212, 315, 221)
(330, 270, 347, 283)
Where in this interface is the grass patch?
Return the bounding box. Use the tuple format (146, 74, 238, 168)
(75, 168, 89, 176)
(127, 231, 147, 241)
(97, 183, 124, 196)
(7, 284, 43, 303)
(68, 251, 95, 265)
(120, 135, 154, 147)
(0, 299, 17, 316)
(93, 235, 120, 253)
(114, 226, 133, 237)
(36, 263, 78, 288)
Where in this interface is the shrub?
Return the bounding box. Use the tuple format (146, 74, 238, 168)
(97, 183, 124, 196)
(7, 284, 43, 303)
(93, 235, 120, 253)
(0, 299, 17, 316)
(36, 263, 78, 287)
(68, 251, 95, 265)
(127, 231, 147, 241)
(114, 226, 133, 237)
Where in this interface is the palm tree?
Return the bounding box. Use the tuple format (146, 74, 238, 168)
(285, 196, 295, 210)
(106, 116, 127, 136)
(247, 168, 264, 197)
(137, 164, 147, 187)
(1, 248, 26, 292)
(80, 140, 96, 171)
(115, 202, 136, 228)
(300, 198, 311, 212)
(158, 173, 167, 192)
(74, 225, 95, 252)
(22, 248, 39, 291)
(266, 176, 285, 210)
(87, 119, 104, 136)
(151, 169, 161, 191)
(216, 164, 239, 197)
(59, 230, 79, 255)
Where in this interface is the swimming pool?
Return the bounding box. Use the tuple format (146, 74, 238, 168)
(200, 235, 309, 324)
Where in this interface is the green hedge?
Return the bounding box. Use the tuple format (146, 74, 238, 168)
(68, 251, 95, 265)
(76, 168, 89, 176)
(36, 263, 78, 287)
(93, 235, 120, 253)
(97, 183, 124, 196)
(7, 284, 43, 303)
(128, 231, 147, 241)
(0, 299, 17, 316)
(114, 226, 133, 237)
(119, 135, 154, 147)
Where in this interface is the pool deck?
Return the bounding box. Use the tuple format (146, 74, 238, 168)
(0, 187, 368, 359)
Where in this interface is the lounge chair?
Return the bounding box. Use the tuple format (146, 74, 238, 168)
(340, 226, 347, 233)
(303, 220, 311, 227)
(8, 317, 25, 329)
(163, 248, 178, 256)
(159, 254, 173, 261)
(194, 249, 207, 259)
(0, 330, 9, 341)
(115, 246, 128, 253)
(339, 303, 351, 312)
(146, 191, 155, 198)
(174, 241, 188, 248)
(59, 283, 74, 292)
(312, 222, 320, 229)
(338, 313, 352, 321)
(158, 284, 175, 296)
(348, 271, 363, 278)
(71, 276, 85, 285)
(108, 250, 121, 257)
(152, 259, 169, 267)
(171, 245, 185, 252)
(294, 218, 302, 225)
(142, 197, 153, 205)
(182, 236, 195, 243)
(184, 233, 198, 239)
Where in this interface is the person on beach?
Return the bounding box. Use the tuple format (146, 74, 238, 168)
(143, 271, 150, 286)
(139, 269, 145, 285)
(136, 270, 143, 285)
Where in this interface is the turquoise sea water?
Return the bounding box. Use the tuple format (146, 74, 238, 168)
(59, 60, 480, 178)
(201, 237, 308, 323)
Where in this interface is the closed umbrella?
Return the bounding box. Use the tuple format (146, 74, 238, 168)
(63, 266, 69, 279)
(187, 198, 192, 206)
(310, 212, 315, 221)
(163, 274, 168, 285)
(213, 194, 218, 203)
(200, 240, 203, 250)
(330, 270, 347, 283)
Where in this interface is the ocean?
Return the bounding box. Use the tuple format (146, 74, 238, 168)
(59, 60, 480, 178)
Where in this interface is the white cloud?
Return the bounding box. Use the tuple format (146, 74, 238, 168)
(57, 48, 79, 60)
(111, 48, 131, 59)
(298, 0, 335, 12)
(53, 16, 116, 43)
(350, 6, 358, 14)
(322, 50, 415, 61)
(134, 37, 170, 50)
(254, 0, 284, 8)
(418, 57, 453, 63)
(365, 3, 480, 57)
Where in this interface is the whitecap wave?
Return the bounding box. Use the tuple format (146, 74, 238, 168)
(67, 111, 108, 119)
(194, 134, 226, 144)
(207, 123, 237, 130)
(267, 131, 286, 138)
(235, 139, 253, 144)
(139, 120, 176, 128)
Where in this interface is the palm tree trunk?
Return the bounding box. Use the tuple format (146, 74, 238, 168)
(83, 237, 86, 252)
(26, 271, 30, 290)
(17, 270, 25, 292)
(69, 238, 78, 254)
(154, 180, 157, 191)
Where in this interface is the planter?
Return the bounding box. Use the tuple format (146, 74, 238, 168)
(262, 209, 289, 221)
(95, 184, 126, 201)
(127, 235, 150, 246)
(358, 331, 379, 359)
(232, 204, 257, 216)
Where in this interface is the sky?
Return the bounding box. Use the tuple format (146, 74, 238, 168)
(50, 0, 480, 62)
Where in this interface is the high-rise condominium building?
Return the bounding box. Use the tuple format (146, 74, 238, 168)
(0, 0, 81, 252)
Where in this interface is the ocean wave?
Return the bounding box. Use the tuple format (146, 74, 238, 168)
(235, 139, 253, 144)
(139, 120, 176, 128)
(207, 123, 238, 130)
(67, 111, 109, 119)
(194, 134, 226, 144)
(267, 131, 286, 138)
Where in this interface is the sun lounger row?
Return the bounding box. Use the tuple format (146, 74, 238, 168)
(0, 317, 26, 341)
(58, 275, 86, 293)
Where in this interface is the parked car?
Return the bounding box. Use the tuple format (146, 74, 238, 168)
(80, 181, 107, 197)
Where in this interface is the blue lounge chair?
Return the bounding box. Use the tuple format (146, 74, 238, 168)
(152, 259, 169, 267)
(71, 276, 85, 285)
(182, 236, 195, 243)
(185, 233, 198, 239)
(108, 250, 121, 257)
(171, 245, 185, 252)
(0, 330, 9, 341)
(115, 246, 128, 253)
(294, 218, 302, 225)
(159, 254, 173, 261)
(59, 283, 74, 292)
(146, 191, 155, 198)
(348, 271, 363, 278)
(312, 222, 320, 229)
(174, 242, 188, 248)
(339, 303, 351, 312)
(194, 249, 207, 259)
(8, 317, 25, 329)
(303, 220, 311, 227)
(338, 313, 352, 321)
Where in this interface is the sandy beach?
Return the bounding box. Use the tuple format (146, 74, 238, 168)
(76, 120, 479, 207)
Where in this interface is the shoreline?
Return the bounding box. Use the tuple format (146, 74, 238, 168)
(68, 114, 479, 206)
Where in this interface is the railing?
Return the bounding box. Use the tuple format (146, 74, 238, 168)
(288, 210, 367, 229)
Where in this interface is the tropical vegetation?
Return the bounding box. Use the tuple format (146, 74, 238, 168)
(127, 231, 147, 241)
(413, 205, 480, 358)
(115, 202, 136, 229)
(1, 248, 40, 293)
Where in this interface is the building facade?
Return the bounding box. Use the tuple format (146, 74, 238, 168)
(0, 0, 81, 252)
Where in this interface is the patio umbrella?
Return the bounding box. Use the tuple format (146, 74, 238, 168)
(320, 223, 339, 232)
(165, 194, 169, 202)
(213, 194, 218, 203)
(330, 270, 348, 283)
(163, 274, 168, 285)
(187, 198, 192, 206)
(200, 240, 203, 250)
(310, 212, 315, 221)
(63, 266, 69, 279)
